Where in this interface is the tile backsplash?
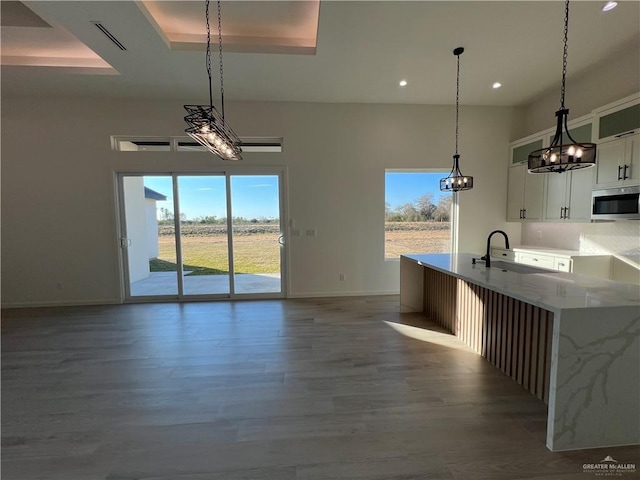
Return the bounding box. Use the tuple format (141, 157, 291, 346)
(522, 222, 640, 256)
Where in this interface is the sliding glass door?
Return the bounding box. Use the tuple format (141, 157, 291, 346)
(122, 175, 178, 297)
(178, 175, 231, 296)
(230, 175, 282, 294)
(118, 171, 285, 300)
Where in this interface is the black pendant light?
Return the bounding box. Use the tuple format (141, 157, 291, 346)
(440, 47, 473, 192)
(184, 0, 242, 161)
(528, 0, 596, 173)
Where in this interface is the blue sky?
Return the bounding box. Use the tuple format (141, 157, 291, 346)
(142, 171, 448, 220)
(385, 171, 450, 210)
(143, 175, 280, 220)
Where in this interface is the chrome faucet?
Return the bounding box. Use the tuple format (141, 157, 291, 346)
(481, 230, 510, 268)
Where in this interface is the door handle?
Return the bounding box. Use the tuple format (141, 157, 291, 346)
(623, 164, 629, 180)
(278, 234, 285, 246)
(618, 165, 623, 181)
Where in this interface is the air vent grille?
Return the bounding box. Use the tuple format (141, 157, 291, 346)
(92, 22, 126, 51)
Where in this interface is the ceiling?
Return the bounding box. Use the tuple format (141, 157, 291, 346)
(1, 1, 639, 106)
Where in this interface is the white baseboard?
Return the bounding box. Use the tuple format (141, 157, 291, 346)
(287, 290, 399, 299)
(1, 297, 121, 309)
(2, 292, 400, 308)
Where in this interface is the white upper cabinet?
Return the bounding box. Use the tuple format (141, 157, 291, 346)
(567, 167, 594, 221)
(543, 168, 593, 222)
(593, 95, 640, 189)
(507, 93, 640, 223)
(507, 136, 546, 222)
(594, 133, 640, 188)
(507, 162, 545, 221)
(542, 122, 594, 222)
(596, 99, 640, 142)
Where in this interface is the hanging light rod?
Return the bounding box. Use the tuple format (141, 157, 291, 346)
(184, 0, 242, 161)
(440, 47, 473, 192)
(528, 0, 595, 174)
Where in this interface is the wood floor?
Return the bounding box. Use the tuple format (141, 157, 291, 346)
(2, 296, 638, 480)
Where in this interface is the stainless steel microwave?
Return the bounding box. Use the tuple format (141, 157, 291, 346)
(591, 185, 640, 220)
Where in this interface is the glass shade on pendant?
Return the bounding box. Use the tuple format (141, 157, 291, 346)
(184, 104, 242, 161)
(440, 154, 473, 192)
(528, 109, 595, 173)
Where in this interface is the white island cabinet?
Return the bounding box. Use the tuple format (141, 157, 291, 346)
(491, 246, 613, 277)
(400, 253, 640, 452)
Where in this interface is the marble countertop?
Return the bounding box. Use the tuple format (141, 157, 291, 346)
(402, 253, 640, 312)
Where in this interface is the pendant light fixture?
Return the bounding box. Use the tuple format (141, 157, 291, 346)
(528, 0, 595, 173)
(184, 0, 242, 161)
(440, 47, 473, 192)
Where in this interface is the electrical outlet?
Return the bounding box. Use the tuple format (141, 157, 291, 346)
(339, 273, 345, 281)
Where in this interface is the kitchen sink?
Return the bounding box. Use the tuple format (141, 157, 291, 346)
(490, 260, 552, 274)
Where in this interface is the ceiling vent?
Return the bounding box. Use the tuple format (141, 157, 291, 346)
(92, 22, 126, 51)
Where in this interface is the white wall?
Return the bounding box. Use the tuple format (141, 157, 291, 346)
(518, 42, 640, 139)
(145, 199, 160, 259)
(1, 96, 522, 306)
(123, 177, 151, 282)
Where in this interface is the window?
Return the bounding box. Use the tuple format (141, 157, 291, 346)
(116, 139, 171, 151)
(385, 170, 452, 259)
(113, 136, 283, 153)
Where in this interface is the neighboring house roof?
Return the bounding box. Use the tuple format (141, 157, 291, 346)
(144, 187, 167, 201)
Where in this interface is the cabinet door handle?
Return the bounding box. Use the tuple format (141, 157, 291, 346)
(558, 262, 565, 266)
(564, 207, 569, 219)
(502, 253, 507, 256)
(618, 165, 623, 181)
(523, 209, 526, 219)
(519, 209, 523, 219)
(532, 258, 539, 262)
(615, 130, 636, 138)
(623, 164, 629, 180)
(560, 207, 564, 219)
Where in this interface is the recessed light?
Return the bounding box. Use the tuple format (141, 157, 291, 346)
(602, 1, 617, 11)
(492, 82, 502, 89)
(399, 80, 408, 87)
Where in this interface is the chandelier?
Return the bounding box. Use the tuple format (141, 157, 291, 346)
(440, 47, 473, 192)
(184, 0, 242, 161)
(528, 0, 596, 173)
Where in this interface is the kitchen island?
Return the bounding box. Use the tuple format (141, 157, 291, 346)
(401, 253, 640, 452)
